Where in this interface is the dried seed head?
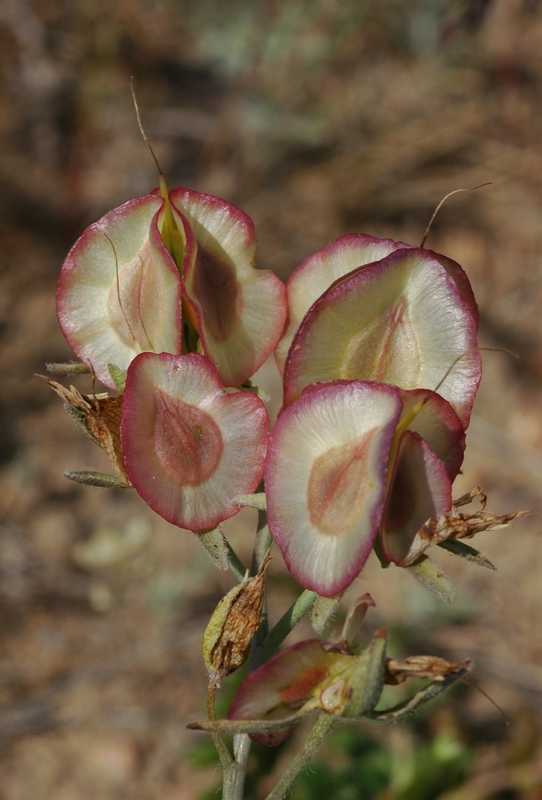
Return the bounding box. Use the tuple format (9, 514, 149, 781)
(41, 377, 131, 486)
(203, 554, 272, 686)
(400, 486, 530, 567)
(385, 654, 472, 685)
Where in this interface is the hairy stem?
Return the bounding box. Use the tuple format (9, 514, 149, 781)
(219, 518, 318, 798)
(265, 714, 336, 800)
(221, 733, 251, 800)
(221, 512, 273, 797)
(207, 682, 233, 770)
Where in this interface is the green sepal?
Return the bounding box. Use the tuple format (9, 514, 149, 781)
(108, 363, 127, 391)
(311, 630, 388, 718)
(311, 594, 341, 636)
(196, 526, 231, 571)
(64, 405, 99, 444)
(340, 629, 388, 718)
(438, 539, 496, 570)
(405, 555, 456, 604)
(64, 469, 131, 488)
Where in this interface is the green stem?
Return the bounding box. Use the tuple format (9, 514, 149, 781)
(249, 514, 272, 670)
(265, 714, 336, 800)
(251, 513, 272, 575)
(226, 541, 248, 583)
(221, 515, 272, 798)
(260, 589, 317, 663)
(222, 734, 251, 800)
(207, 683, 233, 772)
(220, 518, 319, 799)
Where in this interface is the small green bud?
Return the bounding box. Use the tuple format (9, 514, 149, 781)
(108, 363, 127, 391)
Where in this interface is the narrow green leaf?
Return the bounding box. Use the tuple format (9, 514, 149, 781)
(261, 590, 317, 662)
(438, 539, 496, 570)
(45, 362, 91, 375)
(64, 469, 131, 488)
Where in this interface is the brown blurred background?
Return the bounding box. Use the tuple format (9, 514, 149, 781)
(1, 0, 542, 798)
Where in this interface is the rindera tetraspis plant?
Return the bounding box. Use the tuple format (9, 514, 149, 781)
(45, 168, 527, 800)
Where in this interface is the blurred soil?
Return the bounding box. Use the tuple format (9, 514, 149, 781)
(1, 0, 542, 798)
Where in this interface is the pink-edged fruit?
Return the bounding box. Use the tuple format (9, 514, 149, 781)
(266, 381, 466, 594)
(276, 234, 412, 372)
(381, 430, 452, 565)
(120, 352, 269, 531)
(228, 628, 387, 745)
(395, 388, 466, 480)
(57, 195, 183, 389)
(283, 247, 481, 428)
(266, 381, 403, 596)
(169, 189, 287, 387)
